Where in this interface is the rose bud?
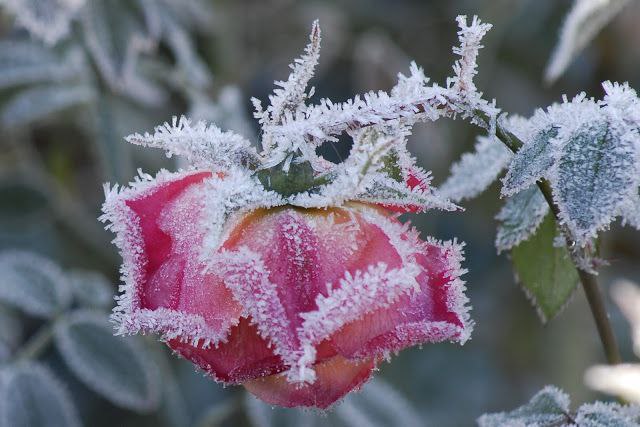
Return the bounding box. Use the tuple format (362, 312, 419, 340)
(101, 17, 490, 408)
(102, 169, 470, 408)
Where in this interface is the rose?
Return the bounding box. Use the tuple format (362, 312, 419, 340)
(102, 170, 472, 409)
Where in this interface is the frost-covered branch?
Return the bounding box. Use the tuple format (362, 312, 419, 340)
(257, 15, 498, 171)
(122, 16, 496, 216)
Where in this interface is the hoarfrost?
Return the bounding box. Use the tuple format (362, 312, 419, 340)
(495, 185, 549, 253)
(500, 95, 596, 197)
(122, 16, 498, 213)
(439, 135, 512, 202)
(125, 116, 259, 170)
(550, 109, 639, 245)
(477, 385, 571, 427)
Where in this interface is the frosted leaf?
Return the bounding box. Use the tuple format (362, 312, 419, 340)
(147, 0, 212, 91)
(0, 0, 85, 45)
(0, 83, 95, 128)
(551, 117, 639, 245)
(0, 250, 71, 318)
(67, 269, 114, 308)
(0, 41, 85, 89)
(0, 363, 81, 427)
(53, 309, 161, 412)
(495, 185, 550, 253)
(439, 135, 512, 202)
(355, 174, 458, 212)
(117, 16, 497, 213)
(81, 0, 165, 105)
(477, 386, 572, 427)
(575, 401, 640, 426)
(126, 115, 260, 170)
(500, 96, 597, 197)
(501, 125, 559, 197)
(545, 0, 631, 84)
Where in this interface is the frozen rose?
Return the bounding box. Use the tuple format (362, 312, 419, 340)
(101, 170, 472, 409)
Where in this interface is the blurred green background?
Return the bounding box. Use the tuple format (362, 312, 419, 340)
(0, 0, 639, 425)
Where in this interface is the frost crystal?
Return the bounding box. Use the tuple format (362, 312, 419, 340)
(458, 81, 640, 250)
(550, 84, 640, 245)
(125, 116, 259, 170)
(495, 185, 549, 253)
(439, 135, 512, 202)
(119, 16, 497, 219)
(477, 385, 571, 427)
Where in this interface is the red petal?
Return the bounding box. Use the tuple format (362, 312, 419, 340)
(326, 239, 469, 360)
(103, 170, 242, 344)
(244, 355, 376, 409)
(169, 317, 285, 383)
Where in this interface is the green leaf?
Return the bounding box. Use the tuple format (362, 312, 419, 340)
(256, 161, 329, 197)
(477, 385, 571, 427)
(53, 310, 160, 412)
(511, 215, 579, 323)
(0, 362, 81, 427)
(0, 251, 71, 318)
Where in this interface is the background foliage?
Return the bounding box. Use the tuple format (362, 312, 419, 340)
(0, 0, 639, 426)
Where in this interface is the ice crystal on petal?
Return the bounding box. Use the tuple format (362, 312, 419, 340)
(439, 135, 512, 202)
(212, 248, 314, 384)
(200, 168, 284, 253)
(495, 185, 549, 253)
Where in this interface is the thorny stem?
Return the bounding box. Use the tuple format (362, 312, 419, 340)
(484, 112, 622, 365)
